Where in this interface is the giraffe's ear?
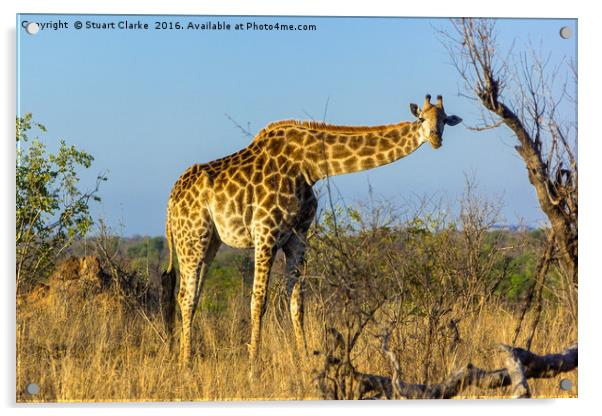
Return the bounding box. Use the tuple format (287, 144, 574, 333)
(445, 115, 462, 126)
(410, 103, 421, 118)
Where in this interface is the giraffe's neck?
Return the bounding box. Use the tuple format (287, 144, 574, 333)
(296, 121, 426, 183)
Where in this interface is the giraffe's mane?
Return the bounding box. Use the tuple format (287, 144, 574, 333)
(254, 119, 412, 141)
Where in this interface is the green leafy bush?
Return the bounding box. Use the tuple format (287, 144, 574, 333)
(16, 113, 105, 291)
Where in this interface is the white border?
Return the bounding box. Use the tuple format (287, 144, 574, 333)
(3, 1, 600, 415)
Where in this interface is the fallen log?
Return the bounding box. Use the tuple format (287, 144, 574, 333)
(315, 328, 577, 399)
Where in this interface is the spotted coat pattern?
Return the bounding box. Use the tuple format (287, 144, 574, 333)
(164, 95, 462, 367)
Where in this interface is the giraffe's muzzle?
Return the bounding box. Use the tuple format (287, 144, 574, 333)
(429, 135, 442, 149)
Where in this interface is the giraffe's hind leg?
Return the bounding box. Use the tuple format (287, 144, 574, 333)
(175, 223, 221, 367)
(283, 232, 309, 356)
(248, 236, 277, 365)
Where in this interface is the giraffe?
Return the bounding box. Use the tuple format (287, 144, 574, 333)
(162, 94, 462, 367)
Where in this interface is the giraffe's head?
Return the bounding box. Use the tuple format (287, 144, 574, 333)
(410, 95, 462, 149)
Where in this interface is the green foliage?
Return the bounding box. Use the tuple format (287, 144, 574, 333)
(123, 236, 166, 279)
(499, 251, 538, 301)
(202, 250, 252, 314)
(16, 113, 105, 290)
(317, 205, 363, 236)
(528, 228, 546, 242)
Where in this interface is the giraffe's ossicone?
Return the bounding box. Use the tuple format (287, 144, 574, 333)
(162, 94, 462, 368)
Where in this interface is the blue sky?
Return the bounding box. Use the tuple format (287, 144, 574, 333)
(17, 15, 577, 236)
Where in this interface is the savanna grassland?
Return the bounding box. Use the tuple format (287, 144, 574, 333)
(16, 287, 576, 401)
(16, 200, 578, 402)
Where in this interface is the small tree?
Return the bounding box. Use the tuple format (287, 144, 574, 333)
(16, 113, 105, 292)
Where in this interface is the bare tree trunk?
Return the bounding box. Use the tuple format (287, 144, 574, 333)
(478, 99, 576, 286)
(442, 18, 578, 291)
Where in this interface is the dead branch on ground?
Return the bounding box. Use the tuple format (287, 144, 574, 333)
(315, 327, 577, 399)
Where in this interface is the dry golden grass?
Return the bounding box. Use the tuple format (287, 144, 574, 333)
(16, 288, 577, 402)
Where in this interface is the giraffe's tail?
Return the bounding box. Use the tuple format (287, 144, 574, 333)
(165, 206, 174, 273)
(161, 205, 177, 346)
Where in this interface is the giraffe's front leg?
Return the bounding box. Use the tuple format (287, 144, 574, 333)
(248, 240, 276, 367)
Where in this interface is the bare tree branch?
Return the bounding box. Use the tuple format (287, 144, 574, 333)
(466, 119, 504, 131)
(224, 113, 253, 139)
